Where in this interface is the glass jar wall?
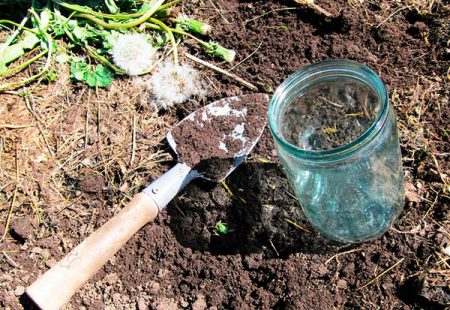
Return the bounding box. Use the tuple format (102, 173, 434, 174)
(269, 60, 405, 243)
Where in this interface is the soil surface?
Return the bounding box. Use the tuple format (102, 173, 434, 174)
(1, 0, 449, 309)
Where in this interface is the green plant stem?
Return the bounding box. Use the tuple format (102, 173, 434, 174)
(53, 0, 181, 20)
(85, 46, 125, 74)
(0, 16, 28, 59)
(0, 10, 53, 91)
(0, 19, 40, 36)
(148, 18, 178, 64)
(70, 0, 167, 29)
(0, 48, 47, 78)
(75, 0, 163, 30)
(171, 27, 209, 47)
(145, 22, 209, 48)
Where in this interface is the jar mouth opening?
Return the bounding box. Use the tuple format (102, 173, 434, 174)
(269, 60, 389, 160)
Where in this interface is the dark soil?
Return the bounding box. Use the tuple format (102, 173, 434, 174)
(281, 76, 379, 150)
(1, 0, 449, 309)
(171, 93, 268, 180)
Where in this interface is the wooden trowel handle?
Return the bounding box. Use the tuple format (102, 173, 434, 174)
(26, 192, 158, 310)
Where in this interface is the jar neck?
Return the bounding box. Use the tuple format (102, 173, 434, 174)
(269, 60, 389, 162)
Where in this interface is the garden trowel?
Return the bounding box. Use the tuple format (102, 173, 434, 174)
(26, 93, 269, 310)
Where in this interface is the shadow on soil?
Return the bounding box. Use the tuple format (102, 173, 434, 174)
(167, 162, 352, 258)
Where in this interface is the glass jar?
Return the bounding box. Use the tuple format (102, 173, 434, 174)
(269, 60, 404, 243)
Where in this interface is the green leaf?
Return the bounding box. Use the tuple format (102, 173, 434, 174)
(39, 9, 51, 30)
(0, 44, 24, 65)
(102, 31, 120, 52)
(70, 60, 89, 82)
(88, 64, 114, 87)
(70, 60, 114, 88)
(0, 62, 6, 74)
(154, 32, 169, 47)
(55, 53, 70, 64)
(216, 222, 229, 234)
(19, 32, 40, 50)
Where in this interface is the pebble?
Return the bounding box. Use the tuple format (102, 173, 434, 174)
(137, 298, 147, 310)
(104, 273, 119, 285)
(180, 299, 189, 308)
(45, 258, 57, 268)
(317, 265, 328, 277)
(112, 293, 122, 304)
(442, 245, 450, 257)
(148, 280, 160, 294)
(192, 294, 207, 310)
(31, 247, 43, 254)
(14, 285, 25, 296)
(337, 279, 348, 289)
(0, 274, 13, 282)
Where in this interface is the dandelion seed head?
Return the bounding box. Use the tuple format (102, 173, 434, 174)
(112, 33, 156, 76)
(148, 61, 206, 109)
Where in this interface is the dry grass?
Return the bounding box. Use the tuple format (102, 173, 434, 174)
(348, 0, 447, 14)
(0, 60, 173, 232)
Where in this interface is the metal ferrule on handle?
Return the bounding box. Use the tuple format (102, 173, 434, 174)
(142, 162, 197, 211)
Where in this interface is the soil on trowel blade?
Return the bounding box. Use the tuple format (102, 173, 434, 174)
(170, 93, 268, 180)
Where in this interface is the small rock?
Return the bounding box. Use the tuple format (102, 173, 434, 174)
(45, 258, 57, 268)
(153, 297, 178, 310)
(405, 182, 420, 203)
(192, 294, 207, 310)
(10, 217, 33, 241)
(78, 169, 106, 193)
(0, 274, 12, 282)
(180, 299, 189, 308)
(317, 265, 328, 277)
(14, 285, 25, 296)
(112, 293, 123, 304)
(342, 262, 355, 276)
(104, 273, 119, 285)
(137, 298, 147, 310)
(91, 300, 105, 310)
(109, 256, 117, 266)
(337, 279, 348, 289)
(419, 279, 450, 306)
(148, 280, 160, 294)
(31, 247, 43, 254)
(119, 183, 129, 193)
(157, 269, 168, 278)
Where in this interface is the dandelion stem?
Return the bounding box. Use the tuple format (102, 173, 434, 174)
(148, 18, 178, 64)
(53, 0, 181, 20)
(74, 0, 164, 30)
(0, 18, 39, 36)
(146, 22, 208, 47)
(85, 46, 125, 74)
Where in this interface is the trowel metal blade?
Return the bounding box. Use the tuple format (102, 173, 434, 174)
(167, 94, 269, 182)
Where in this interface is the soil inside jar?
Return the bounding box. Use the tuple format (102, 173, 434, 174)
(281, 77, 380, 151)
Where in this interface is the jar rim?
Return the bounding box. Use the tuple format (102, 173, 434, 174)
(268, 59, 389, 161)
